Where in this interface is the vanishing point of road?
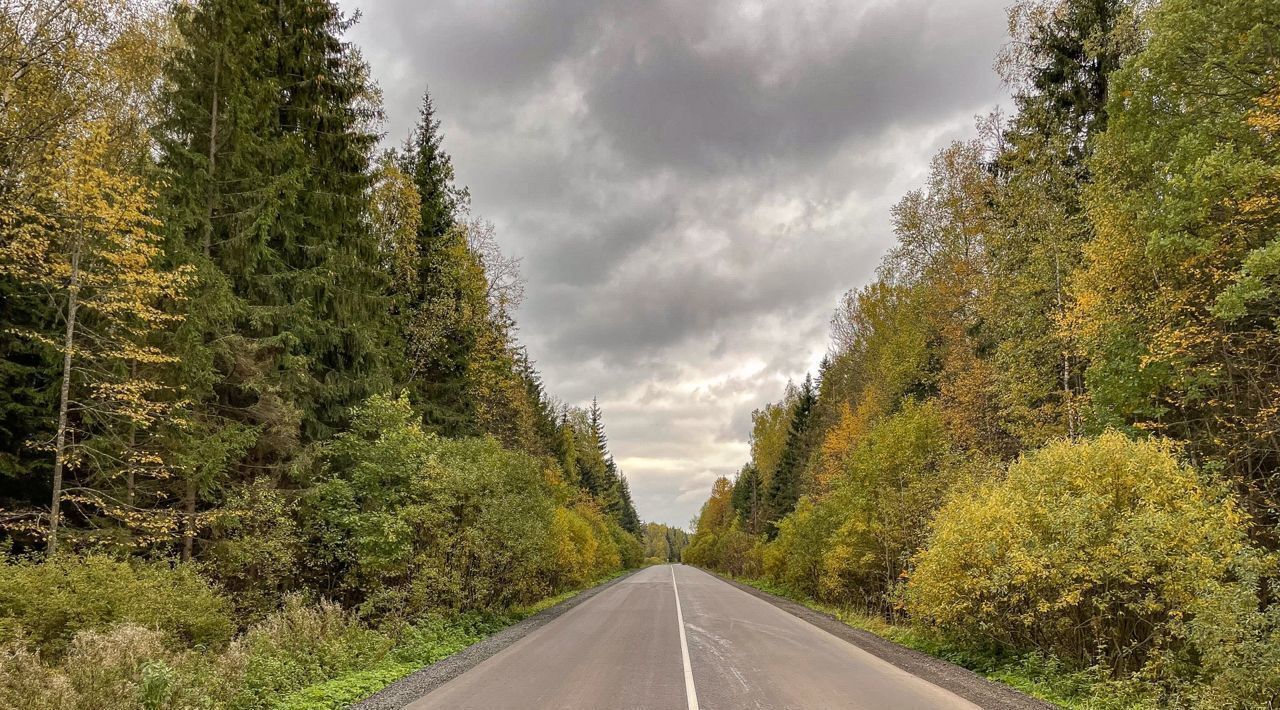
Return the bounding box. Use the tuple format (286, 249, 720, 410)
(399, 564, 1031, 710)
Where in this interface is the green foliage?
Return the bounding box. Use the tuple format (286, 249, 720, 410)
(762, 497, 839, 597)
(0, 624, 177, 710)
(1184, 549, 1280, 708)
(764, 374, 817, 534)
(219, 597, 392, 709)
(1070, 0, 1280, 533)
(202, 479, 300, 620)
(549, 501, 623, 588)
(298, 393, 635, 616)
(0, 555, 233, 657)
(395, 90, 479, 438)
(0, 577, 617, 710)
(643, 522, 690, 563)
(274, 664, 418, 710)
(814, 401, 966, 616)
(159, 0, 393, 457)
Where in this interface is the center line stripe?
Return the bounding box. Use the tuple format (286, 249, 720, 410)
(672, 565, 700, 710)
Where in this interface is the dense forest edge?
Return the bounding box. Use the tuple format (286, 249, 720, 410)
(0, 0, 693, 706)
(684, 0, 1280, 708)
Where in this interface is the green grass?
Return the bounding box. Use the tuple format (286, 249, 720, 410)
(275, 571, 630, 709)
(727, 575, 1158, 710)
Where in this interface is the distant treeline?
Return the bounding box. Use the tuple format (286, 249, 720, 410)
(643, 523, 690, 564)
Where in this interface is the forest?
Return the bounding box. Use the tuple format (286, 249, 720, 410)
(0, 0, 653, 706)
(685, 0, 1280, 707)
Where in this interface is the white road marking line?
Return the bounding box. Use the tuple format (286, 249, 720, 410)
(672, 565, 700, 710)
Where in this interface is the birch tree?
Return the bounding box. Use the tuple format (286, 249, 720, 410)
(0, 123, 192, 552)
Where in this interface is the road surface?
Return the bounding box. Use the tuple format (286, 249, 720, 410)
(405, 564, 984, 709)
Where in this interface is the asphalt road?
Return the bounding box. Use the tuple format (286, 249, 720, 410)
(404, 564, 985, 710)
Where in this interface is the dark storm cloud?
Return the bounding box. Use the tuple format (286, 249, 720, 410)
(582, 1, 1002, 172)
(339, 0, 1011, 526)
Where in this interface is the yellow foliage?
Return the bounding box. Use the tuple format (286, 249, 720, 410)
(907, 432, 1249, 673)
(549, 500, 622, 588)
(813, 403, 867, 493)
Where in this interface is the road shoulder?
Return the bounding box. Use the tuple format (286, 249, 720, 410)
(700, 569, 1056, 710)
(352, 569, 642, 710)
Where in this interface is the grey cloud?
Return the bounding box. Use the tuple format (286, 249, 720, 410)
(582, 0, 1003, 172)
(339, 0, 1012, 527)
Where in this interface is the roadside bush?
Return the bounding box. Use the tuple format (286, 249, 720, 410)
(1184, 549, 1280, 708)
(0, 554, 234, 657)
(550, 506, 598, 587)
(713, 521, 765, 579)
(609, 520, 645, 570)
(202, 479, 301, 621)
(0, 639, 76, 710)
(763, 497, 840, 598)
(0, 602, 537, 710)
(815, 402, 964, 616)
(217, 596, 392, 709)
(423, 436, 560, 608)
(680, 531, 714, 567)
(549, 501, 620, 588)
(907, 432, 1250, 674)
(0, 624, 198, 710)
(62, 625, 177, 709)
(300, 394, 570, 614)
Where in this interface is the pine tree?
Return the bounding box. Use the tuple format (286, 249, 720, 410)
(617, 475, 641, 535)
(154, 0, 276, 560)
(160, 0, 390, 439)
(0, 278, 55, 485)
(553, 411, 580, 488)
(731, 463, 763, 534)
(588, 398, 607, 451)
(516, 349, 560, 457)
(270, 0, 391, 438)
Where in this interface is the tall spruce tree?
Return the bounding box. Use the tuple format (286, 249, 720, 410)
(765, 374, 817, 536)
(574, 403, 608, 498)
(393, 90, 479, 436)
(155, 0, 391, 558)
(617, 475, 641, 535)
(269, 0, 391, 439)
(731, 463, 763, 534)
(160, 0, 389, 441)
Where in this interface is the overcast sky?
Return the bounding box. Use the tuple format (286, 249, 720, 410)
(339, 0, 1012, 528)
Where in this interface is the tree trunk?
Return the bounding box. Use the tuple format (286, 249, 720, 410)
(1054, 249, 1076, 438)
(127, 360, 137, 507)
(48, 246, 81, 555)
(182, 476, 196, 562)
(204, 54, 220, 257)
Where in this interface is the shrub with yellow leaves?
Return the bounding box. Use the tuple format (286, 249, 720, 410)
(906, 432, 1249, 675)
